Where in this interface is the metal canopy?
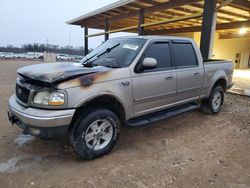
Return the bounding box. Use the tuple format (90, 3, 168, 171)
(67, 0, 250, 57)
(67, 0, 250, 35)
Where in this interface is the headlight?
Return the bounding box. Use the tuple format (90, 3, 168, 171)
(33, 91, 65, 106)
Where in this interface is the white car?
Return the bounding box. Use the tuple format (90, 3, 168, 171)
(5, 53, 15, 59)
(0, 53, 6, 58)
(57, 54, 72, 61)
(23, 53, 35, 59)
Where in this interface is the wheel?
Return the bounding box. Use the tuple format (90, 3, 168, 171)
(69, 107, 120, 160)
(201, 86, 224, 115)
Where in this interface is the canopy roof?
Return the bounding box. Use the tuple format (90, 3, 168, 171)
(67, 0, 250, 37)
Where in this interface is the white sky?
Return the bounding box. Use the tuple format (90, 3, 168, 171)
(0, 0, 135, 48)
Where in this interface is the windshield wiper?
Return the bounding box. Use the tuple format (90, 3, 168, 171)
(81, 56, 98, 67)
(83, 60, 97, 67)
(82, 43, 120, 68)
(96, 43, 120, 58)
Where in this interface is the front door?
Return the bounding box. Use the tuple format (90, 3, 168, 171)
(132, 41, 177, 117)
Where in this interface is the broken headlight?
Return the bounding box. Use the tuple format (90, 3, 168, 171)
(33, 91, 66, 106)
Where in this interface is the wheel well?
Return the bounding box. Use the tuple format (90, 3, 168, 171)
(70, 95, 126, 127)
(212, 78, 227, 91)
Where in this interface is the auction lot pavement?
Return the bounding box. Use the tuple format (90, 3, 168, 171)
(0, 60, 249, 188)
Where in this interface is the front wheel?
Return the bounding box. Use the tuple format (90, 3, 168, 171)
(201, 86, 224, 115)
(69, 108, 120, 160)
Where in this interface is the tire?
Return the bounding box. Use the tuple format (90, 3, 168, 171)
(69, 107, 120, 160)
(201, 86, 224, 115)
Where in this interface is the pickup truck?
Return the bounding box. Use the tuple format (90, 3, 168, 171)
(8, 36, 234, 159)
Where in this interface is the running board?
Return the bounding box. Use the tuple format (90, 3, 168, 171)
(126, 103, 200, 127)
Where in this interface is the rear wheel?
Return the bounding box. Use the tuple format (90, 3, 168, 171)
(201, 86, 224, 115)
(69, 108, 120, 160)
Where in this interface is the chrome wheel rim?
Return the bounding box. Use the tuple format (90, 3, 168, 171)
(84, 119, 113, 151)
(212, 91, 222, 110)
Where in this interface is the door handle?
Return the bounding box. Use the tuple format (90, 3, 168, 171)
(194, 73, 200, 76)
(165, 76, 174, 80)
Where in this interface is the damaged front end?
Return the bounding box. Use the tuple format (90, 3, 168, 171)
(15, 62, 112, 109)
(15, 76, 67, 109)
(17, 62, 111, 85)
(8, 62, 114, 138)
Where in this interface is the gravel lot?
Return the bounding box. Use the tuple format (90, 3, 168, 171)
(0, 60, 249, 188)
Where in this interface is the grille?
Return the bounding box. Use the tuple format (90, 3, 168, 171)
(16, 84, 30, 104)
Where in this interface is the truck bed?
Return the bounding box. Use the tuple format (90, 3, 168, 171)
(201, 59, 234, 98)
(203, 59, 231, 63)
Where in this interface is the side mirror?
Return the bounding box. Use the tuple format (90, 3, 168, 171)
(142, 57, 157, 69)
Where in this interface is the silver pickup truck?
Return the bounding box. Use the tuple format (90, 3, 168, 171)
(8, 36, 234, 159)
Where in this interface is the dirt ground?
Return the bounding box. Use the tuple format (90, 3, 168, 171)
(0, 60, 249, 188)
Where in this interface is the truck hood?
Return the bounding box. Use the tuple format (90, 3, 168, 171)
(17, 62, 111, 84)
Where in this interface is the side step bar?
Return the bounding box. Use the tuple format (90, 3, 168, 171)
(126, 102, 200, 127)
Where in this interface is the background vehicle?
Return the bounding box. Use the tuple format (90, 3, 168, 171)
(8, 36, 234, 159)
(56, 54, 73, 61)
(4, 52, 15, 59)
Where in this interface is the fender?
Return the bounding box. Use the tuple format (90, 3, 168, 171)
(207, 74, 227, 98)
(73, 91, 131, 120)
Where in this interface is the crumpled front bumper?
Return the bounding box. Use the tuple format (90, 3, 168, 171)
(8, 95, 75, 138)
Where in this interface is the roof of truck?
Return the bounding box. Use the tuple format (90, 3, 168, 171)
(114, 35, 193, 41)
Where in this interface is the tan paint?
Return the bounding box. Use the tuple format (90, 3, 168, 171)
(57, 70, 112, 89)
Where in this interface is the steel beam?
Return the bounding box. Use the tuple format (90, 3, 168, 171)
(145, 20, 250, 34)
(225, 0, 250, 11)
(200, 0, 217, 60)
(216, 0, 234, 10)
(85, 13, 202, 38)
(142, 13, 202, 27)
(105, 19, 109, 41)
(138, 8, 144, 36)
(219, 32, 250, 39)
(84, 27, 88, 56)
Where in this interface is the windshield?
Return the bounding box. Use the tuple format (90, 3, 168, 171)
(80, 38, 146, 68)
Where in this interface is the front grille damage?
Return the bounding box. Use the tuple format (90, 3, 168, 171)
(16, 83, 30, 104)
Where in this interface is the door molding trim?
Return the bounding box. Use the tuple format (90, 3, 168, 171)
(177, 86, 201, 94)
(134, 91, 176, 104)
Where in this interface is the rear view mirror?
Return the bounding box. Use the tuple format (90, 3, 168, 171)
(142, 57, 157, 69)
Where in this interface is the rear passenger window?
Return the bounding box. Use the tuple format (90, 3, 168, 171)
(173, 43, 198, 67)
(144, 42, 172, 70)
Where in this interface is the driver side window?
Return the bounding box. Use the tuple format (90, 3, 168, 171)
(144, 42, 172, 71)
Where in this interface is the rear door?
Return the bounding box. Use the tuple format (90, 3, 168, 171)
(132, 41, 177, 117)
(172, 41, 204, 102)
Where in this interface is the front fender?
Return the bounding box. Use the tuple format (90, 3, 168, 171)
(67, 88, 132, 120)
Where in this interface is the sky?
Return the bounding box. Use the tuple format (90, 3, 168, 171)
(0, 0, 134, 49)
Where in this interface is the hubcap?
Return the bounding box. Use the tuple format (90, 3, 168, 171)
(212, 91, 222, 110)
(84, 119, 113, 150)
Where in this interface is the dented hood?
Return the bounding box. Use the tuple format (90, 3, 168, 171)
(17, 62, 110, 84)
